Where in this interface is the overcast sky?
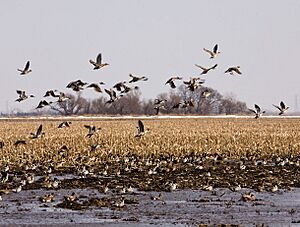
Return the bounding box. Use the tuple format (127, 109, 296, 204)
(1, 0, 300, 113)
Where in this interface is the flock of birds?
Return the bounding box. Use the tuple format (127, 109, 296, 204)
(15, 44, 289, 118)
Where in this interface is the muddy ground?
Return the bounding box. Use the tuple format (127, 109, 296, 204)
(1, 185, 300, 226)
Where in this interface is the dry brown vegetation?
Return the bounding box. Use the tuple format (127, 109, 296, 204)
(1, 117, 300, 191)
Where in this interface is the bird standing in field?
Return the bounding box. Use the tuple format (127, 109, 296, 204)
(249, 104, 265, 119)
(89, 53, 109, 70)
(203, 44, 220, 59)
(273, 101, 289, 115)
(225, 66, 242, 75)
(165, 76, 183, 89)
(17, 61, 32, 75)
(195, 64, 218, 75)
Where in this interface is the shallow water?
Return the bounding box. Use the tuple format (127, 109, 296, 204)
(1, 187, 300, 226)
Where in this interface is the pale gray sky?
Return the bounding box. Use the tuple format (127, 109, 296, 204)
(1, 0, 300, 113)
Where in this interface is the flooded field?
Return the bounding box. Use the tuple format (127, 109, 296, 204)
(1, 185, 300, 226)
(1, 117, 300, 226)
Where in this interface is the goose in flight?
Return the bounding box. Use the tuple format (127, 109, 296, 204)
(58, 121, 72, 128)
(201, 89, 212, 98)
(17, 61, 32, 75)
(31, 124, 44, 139)
(113, 81, 127, 92)
(128, 74, 148, 83)
(203, 44, 220, 59)
(66, 79, 87, 92)
(89, 53, 109, 70)
(36, 100, 52, 109)
(120, 84, 139, 94)
(15, 90, 35, 102)
(165, 76, 183, 89)
(225, 66, 242, 75)
(249, 104, 265, 119)
(43, 90, 59, 98)
(105, 88, 123, 104)
(135, 120, 148, 137)
(87, 82, 105, 93)
(195, 64, 218, 75)
(273, 101, 289, 115)
(183, 77, 205, 92)
(84, 125, 101, 138)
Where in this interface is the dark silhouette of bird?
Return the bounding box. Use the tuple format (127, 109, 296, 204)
(43, 90, 59, 98)
(135, 120, 149, 137)
(165, 76, 183, 89)
(36, 100, 52, 109)
(273, 101, 289, 115)
(105, 88, 122, 104)
(203, 44, 220, 58)
(128, 74, 148, 83)
(31, 124, 44, 139)
(58, 121, 72, 128)
(86, 82, 105, 93)
(225, 66, 242, 75)
(249, 104, 265, 119)
(120, 84, 139, 94)
(84, 125, 101, 138)
(66, 80, 87, 92)
(17, 61, 32, 75)
(195, 64, 218, 75)
(15, 90, 35, 102)
(183, 77, 205, 91)
(113, 81, 127, 92)
(89, 53, 109, 70)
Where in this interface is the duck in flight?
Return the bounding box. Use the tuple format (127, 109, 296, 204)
(89, 53, 109, 70)
(17, 61, 32, 75)
(87, 82, 105, 93)
(249, 104, 265, 119)
(273, 101, 289, 115)
(203, 44, 220, 59)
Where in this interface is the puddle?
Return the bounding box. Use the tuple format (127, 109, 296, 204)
(1, 187, 300, 226)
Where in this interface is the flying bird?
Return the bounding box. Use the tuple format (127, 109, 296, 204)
(15, 90, 35, 102)
(128, 74, 148, 83)
(165, 76, 183, 89)
(89, 53, 109, 70)
(84, 125, 101, 138)
(58, 121, 72, 128)
(249, 104, 265, 119)
(31, 124, 44, 139)
(225, 66, 242, 75)
(66, 79, 87, 92)
(195, 64, 218, 75)
(203, 44, 220, 59)
(135, 120, 147, 137)
(105, 88, 123, 104)
(273, 101, 289, 115)
(113, 81, 127, 92)
(201, 89, 212, 98)
(17, 61, 32, 75)
(86, 82, 105, 93)
(44, 90, 59, 98)
(36, 100, 52, 109)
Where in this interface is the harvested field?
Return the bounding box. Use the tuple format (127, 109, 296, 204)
(1, 117, 300, 225)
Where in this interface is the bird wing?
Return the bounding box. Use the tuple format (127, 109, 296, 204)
(213, 44, 218, 54)
(169, 81, 176, 88)
(280, 101, 286, 109)
(273, 104, 282, 111)
(138, 120, 144, 133)
(254, 104, 261, 112)
(36, 124, 43, 136)
(16, 90, 23, 95)
(84, 125, 91, 130)
(248, 109, 257, 114)
(96, 53, 102, 64)
(203, 48, 213, 56)
(195, 64, 206, 70)
(210, 64, 218, 70)
(233, 67, 242, 74)
(24, 61, 30, 71)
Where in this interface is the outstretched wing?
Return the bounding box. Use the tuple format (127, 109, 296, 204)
(248, 108, 257, 114)
(273, 104, 281, 111)
(213, 44, 218, 54)
(254, 104, 261, 112)
(195, 64, 206, 70)
(280, 101, 286, 109)
(138, 120, 144, 134)
(24, 61, 30, 71)
(36, 124, 43, 136)
(96, 53, 102, 64)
